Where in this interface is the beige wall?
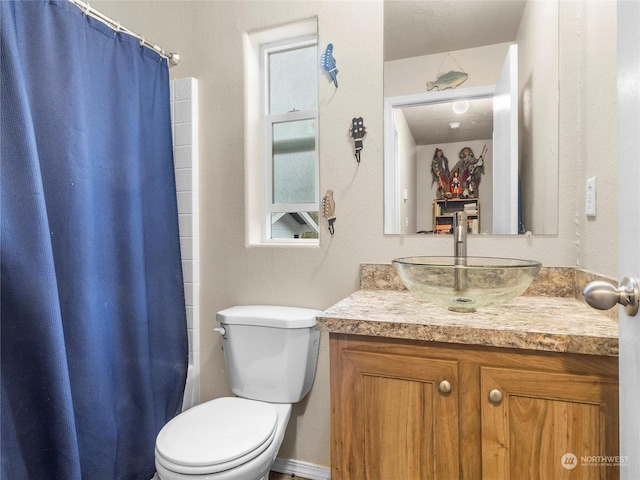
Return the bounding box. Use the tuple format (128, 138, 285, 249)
(93, 0, 618, 469)
(384, 42, 512, 96)
(564, 0, 618, 273)
(518, 0, 559, 235)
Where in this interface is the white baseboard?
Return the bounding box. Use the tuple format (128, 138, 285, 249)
(271, 458, 331, 480)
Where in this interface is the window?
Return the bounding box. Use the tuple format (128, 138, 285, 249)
(245, 19, 319, 245)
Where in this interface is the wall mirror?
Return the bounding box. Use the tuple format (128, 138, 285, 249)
(383, 0, 559, 235)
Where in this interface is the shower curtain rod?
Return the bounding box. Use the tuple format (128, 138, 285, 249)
(68, 0, 180, 66)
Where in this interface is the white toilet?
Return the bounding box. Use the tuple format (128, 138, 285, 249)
(154, 305, 321, 480)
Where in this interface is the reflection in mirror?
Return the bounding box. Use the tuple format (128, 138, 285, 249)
(383, 0, 558, 235)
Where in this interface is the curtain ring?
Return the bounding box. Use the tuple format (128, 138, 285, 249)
(139, 36, 146, 47)
(114, 21, 121, 34)
(83, 2, 91, 16)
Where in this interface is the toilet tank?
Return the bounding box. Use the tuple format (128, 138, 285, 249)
(216, 305, 321, 403)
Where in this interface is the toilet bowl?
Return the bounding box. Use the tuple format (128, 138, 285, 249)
(155, 397, 292, 480)
(154, 305, 320, 480)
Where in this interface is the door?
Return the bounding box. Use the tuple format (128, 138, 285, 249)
(617, 1, 640, 478)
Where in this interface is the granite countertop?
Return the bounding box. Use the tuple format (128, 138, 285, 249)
(317, 289, 619, 356)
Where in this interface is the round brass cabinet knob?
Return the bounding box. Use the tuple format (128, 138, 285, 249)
(488, 389, 503, 405)
(438, 380, 452, 394)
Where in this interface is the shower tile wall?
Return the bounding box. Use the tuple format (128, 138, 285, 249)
(170, 78, 200, 408)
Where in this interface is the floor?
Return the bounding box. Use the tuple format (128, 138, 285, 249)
(268, 473, 310, 480)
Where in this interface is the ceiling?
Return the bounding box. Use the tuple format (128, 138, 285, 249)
(384, 0, 527, 145)
(384, 0, 527, 62)
(401, 96, 494, 145)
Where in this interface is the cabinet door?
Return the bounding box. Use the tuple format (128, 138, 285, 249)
(333, 349, 459, 480)
(481, 367, 619, 480)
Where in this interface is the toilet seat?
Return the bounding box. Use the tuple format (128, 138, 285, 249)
(155, 397, 278, 475)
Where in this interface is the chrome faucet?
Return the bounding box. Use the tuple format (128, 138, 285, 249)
(453, 212, 468, 291)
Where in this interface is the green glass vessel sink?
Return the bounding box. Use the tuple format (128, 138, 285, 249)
(392, 256, 542, 312)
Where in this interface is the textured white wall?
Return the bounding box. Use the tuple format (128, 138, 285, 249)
(562, 0, 618, 274)
(517, 0, 559, 235)
(93, 0, 618, 469)
(384, 42, 511, 96)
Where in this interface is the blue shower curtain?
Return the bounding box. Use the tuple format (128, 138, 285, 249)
(1, 1, 188, 479)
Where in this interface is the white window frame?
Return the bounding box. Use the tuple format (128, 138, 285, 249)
(261, 38, 319, 244)
(244, 18, 319, 247)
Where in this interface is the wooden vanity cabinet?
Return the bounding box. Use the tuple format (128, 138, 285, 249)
(329, 334, 619, 480)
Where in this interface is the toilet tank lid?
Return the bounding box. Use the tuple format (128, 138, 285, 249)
(216, 305, 321, 328)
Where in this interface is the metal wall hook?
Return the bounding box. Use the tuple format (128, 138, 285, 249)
(349, 117, 366, 163)
(583, 277, 639, 316)
(322, 190, 336, 235)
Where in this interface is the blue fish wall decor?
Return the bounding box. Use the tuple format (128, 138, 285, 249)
(322, 43, 339, 88)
